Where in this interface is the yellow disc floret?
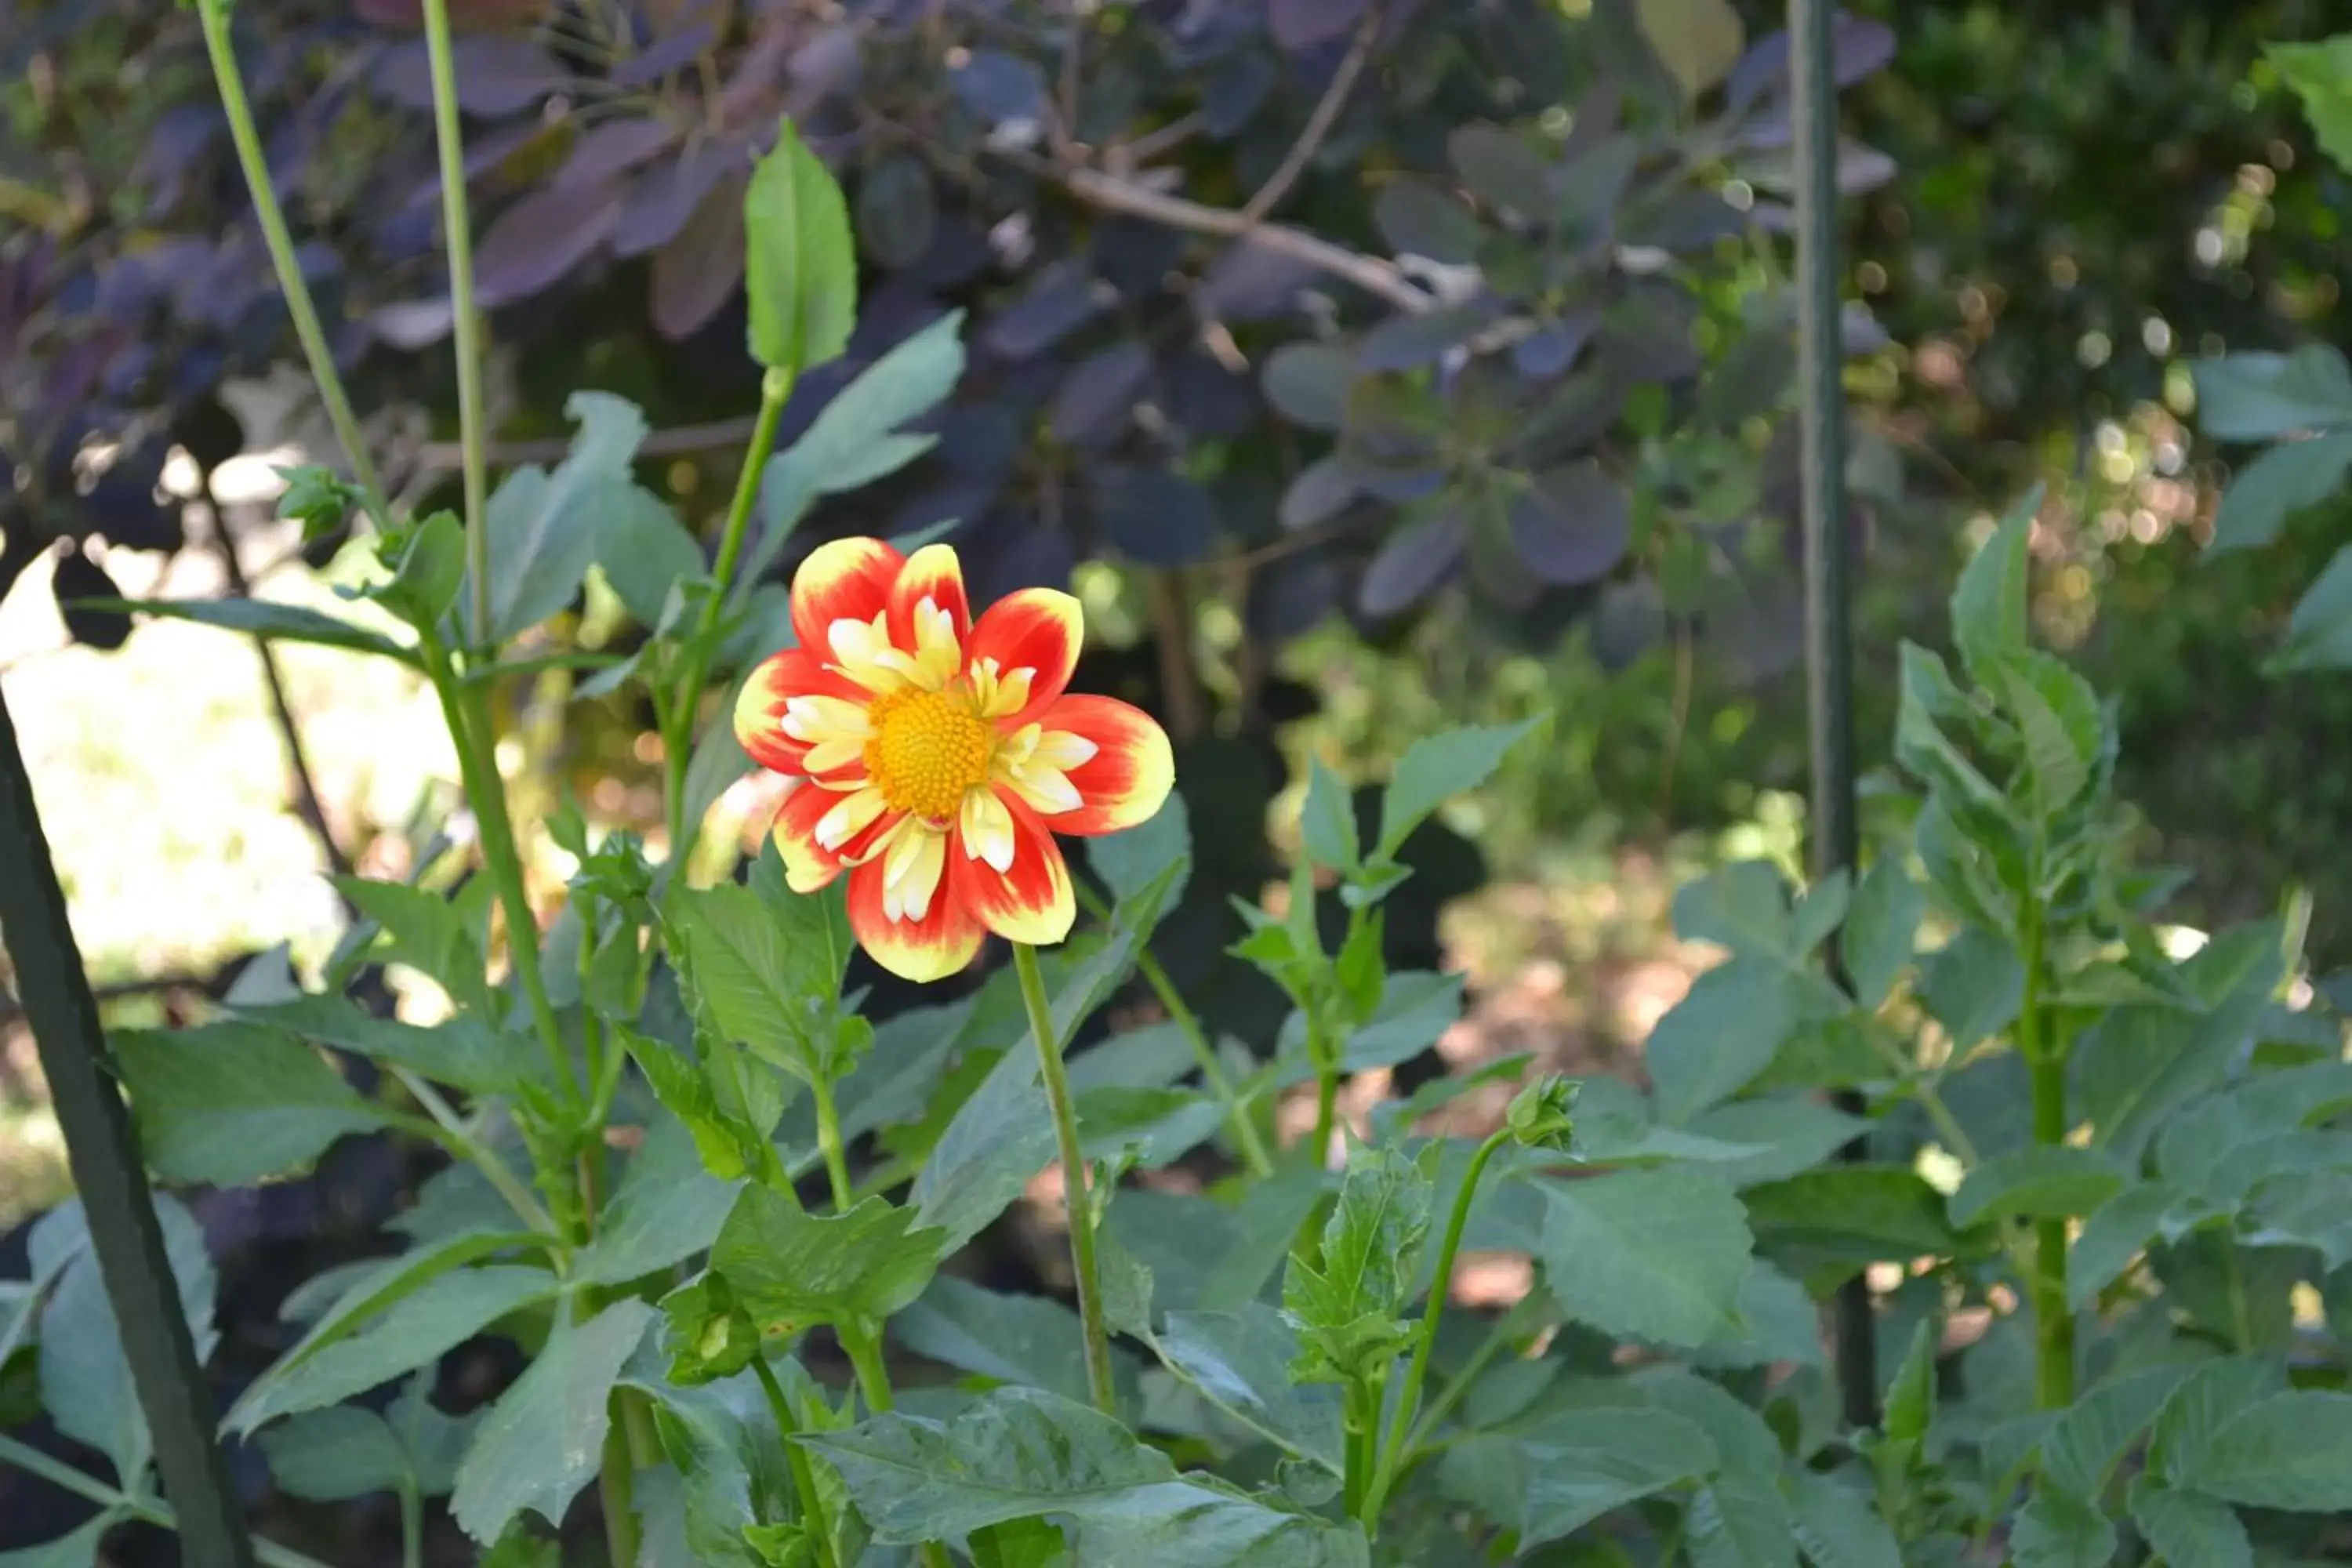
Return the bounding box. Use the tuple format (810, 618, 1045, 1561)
(866, 687, 993, 822)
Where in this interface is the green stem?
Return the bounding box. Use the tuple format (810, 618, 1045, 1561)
(2019, 907, 2073, 1410)
(0, 1435, 334, 1568)
(597, 1416, 641, 1568)
(753, 1356, 841, 1568)
(813, 1076, 855, 1213)
(419, 631, 576, 1104)
(394, 1065, 557, 1234)
(1076, 880, 1272, 1177)
(1361, 1127, 1509, 1526)
(418, 0, 492, 644)
(841, 1322, 898, 1414)
(665, 367, 794, 864)
(1012, 941, 1117, 1414)
(191, 0, 387, 515)
(398, 1482, 423, 1568)
(1308, 1032, 1339, 1168)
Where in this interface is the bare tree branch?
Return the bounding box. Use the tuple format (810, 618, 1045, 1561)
(1239, 5, 1383, 225)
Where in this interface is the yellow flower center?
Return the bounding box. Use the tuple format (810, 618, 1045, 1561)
(866, 686, 993, 822)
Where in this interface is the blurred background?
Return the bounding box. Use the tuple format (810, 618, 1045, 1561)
(3, 2, 2350, 1538)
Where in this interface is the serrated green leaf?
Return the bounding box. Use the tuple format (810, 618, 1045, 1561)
(1686, 1470, 1797, 1568)
(1673, 860, 1795, 955)
(1682, 1097, 1869, 1190)
(232, 1261, 559, 1432)
(1283, 1142, 1436, 1384)
(1917, 927, 2024, 1052)
(1948, 1145, 2127, 1229)
(1087, 793, 1193, 913)
(1156, 1304, 1345, 1472)
(572, 1112, 742, 1287)
(0, 1516, 118, 1568)
(669, 880, 850, 1083)
(2148, 1356, 2291, 1486)
(112, 1021, 387, 1186)
(2038, 1363, 2194, 1501)
(2210, 431, 2352, 553)
(1950, 488, 2039, 680)
(692, 1188, 942, 1333)
(1633, 1366, 1782, 1475)
(743, 118, 855, 375)
(2010, 1486, 2117, 1568)
(2128, 1479, 2251, 1568)
(894, 1276, 1120, 1410)
(1298, 757, 1357, 871)
(2276, 541, 2352, 670)
(1374, 717, 1543, 861)
(2194, 343, 2352, 439)
(2078, 924, 2286, 1163)
(231, 992, 548, 1096)
(2067, 1183, 2180, 1309)
(1440, 1408, 1719, 1548)
(1645, 956, 1801, 1126)
(1535, 1167, 1752, 1348)
(467, 392, 652, 642)
(260, 1400, 470, 1502)
(1787, 1469, 1900, 1568)
(333, 876, 493, 1012)
(2177, 1389, 2352, 1511)
(1744, 1166, 1965, 1260)
(619, 1023, 788, 1187)
(73, 595, 414, 662)
(2270, 38, 2352, 173)
(1985, 648, 2103, 821)
(451, 1298, 657, 1542)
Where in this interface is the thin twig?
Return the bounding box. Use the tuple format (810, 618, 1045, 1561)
(1054, 0, 1083, 158)
(1238, 5, 1383, 225)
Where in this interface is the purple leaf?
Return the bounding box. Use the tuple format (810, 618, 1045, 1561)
(1194, 239, 1320, 322)
(1202, 50, 1276, 136)
(981, 260, 1104, 360)
(1592, 578, 1667, 671)
(374, 38, 567, 116)
(371, 299, 456, 350)
(1261, 343, 1351, 430)
(1049, 343, 1153, 447)
(557, 118, 679, 189)
(1373, 181, 1482, 265)
(1356, 300, 1499, 372)
(614, 143, 739, 259)
(1162, 351, 1258, 441)
(1270, 0, 1369, 51)
(1623, 191, 1745, 252)
(950, 49, 1047, 123)
(610, 20, 716, 88)
(1722, 13, 1896, 116)
(474, 180, 623, 309)
(857, 154, 937, 270)
(1508, 462, 1631, 586)
(1280, 457, 1358, 532)
(1360, 510, 1465, 617)
(650, 180, 748, 341)
(1512, 310, 1601, 379)
(1248, 553, 1341, 642)
(1089, 466, 1218, 566)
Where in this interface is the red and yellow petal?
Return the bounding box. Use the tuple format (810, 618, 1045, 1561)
(771, 782, 901, 893)
(789, 536, 905, 656)
(951, 793, 1076, 945)
(846, 851, 985, 983)
(887, 542, 971, 655)
(733, 648, 867, 776)
(966, 588, 1083, 724)
(1030, 695, 1175, 836)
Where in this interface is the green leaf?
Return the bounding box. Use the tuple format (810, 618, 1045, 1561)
(112, 1021, 387, 1185)
(1299, 757, 1358, 872)
(75, 595, 414, 661)
(2176, 1389, 2352, 1510)
(1087, 792, 1193, 913)
(620, 1023, 788, 1187)
(1439, 1408, 1719, 1548)
(2275, 541, 2352, 670)
(2149, 1356, 2290, 1487)
(1787, 1470, 1900, 1568)
(1155, 1304, 1345, 1472)
(1374, 717, 1543, 861)
(2038, 1363, 2194, 1501)
(333, 877, 492, 1012)
(593, 483, 703, 630)
(2193, 343, 2352, 441)
(0, 1517, 118, 1568)
(1741, 1166, 1965, 1261)
(232, 1261, 559, 1432)
(2009, 1486, 2117, 1568)
(234, 993, 547, 1096)
(893, 1276, 1120, 1410)
(1673, 860, 1795, 955)
(1682, 1097, 1869, 1190)
(1645, 956, 1800, 1126)
(698, 1187, 942, 1330)
(679, 696, 756, 848)
(749, 314, 968, 582)
(1686, 1472, 1797, 1568)
(1950, 487, 2039, 681)
(1283, 1142, 1436, 1384)
(1882, 1319, 1936, 1447)
(260, 1389, 480, 1501)
(1105, 1165, 1328, 1319)
(2269, 38, 2352, 173)
(572, 1112, 742, 1287)
(2067, 1183, 2180, 1309)
(32, 1196, 216, 1486)
(2209, 431, 2352, 553)
(1984, 649, 2103, 821)
(2125, 1479, 2251, 1568)
(1635, 0, 1744, 103)
(472, 392, 653, 642)
(451, 1298, 657, 1542)
(1917, 927, 2024, 1052)
(379, 509, 466, 626)
(669, 881, 848, 1083)
(2078, 924, 2285, 1163)
(1535, 1167, 1752, 1348)
(743, 118, 856, 375)
(1948, 1146, 2128, 1229)
(798, 1387, 1367, 1564)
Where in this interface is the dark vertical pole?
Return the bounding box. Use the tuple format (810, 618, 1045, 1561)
(0, 681, 258, 1568)
(1791, 0, 1877, 1428)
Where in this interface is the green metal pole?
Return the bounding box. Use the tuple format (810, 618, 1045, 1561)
(0, 681, 258, 1568)
(1791, 0, 1877, 1429)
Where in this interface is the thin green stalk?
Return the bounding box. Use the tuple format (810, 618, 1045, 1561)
(1362, 1127, 1510, 1526)
(1076, 880, 1271, 1176)
(2019, 908, 2073, 1410)
(192, 0, 386, 513)
(419, 633, 575, 1103)
(394, 1065, 556, 1234)
(398, 1481, 423, 1568)
(417, 0, 492, 643)
(841, 1323, 898, 1414)
(813, 1076, 855, 1213)
(665, 367, 794, 863)
(1308, 1028, 1339, 1168)
(0, 1435, 334, 1568)
(598, 1420, 641, 1568)
(1012, 940, 1117, 1414)
(753, 1356, 841, 1568)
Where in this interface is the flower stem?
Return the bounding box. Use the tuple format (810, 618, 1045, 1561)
(597, 1417, 641, 1568)
(2019, 905, 2073, 1410)
(1012, 940, 1116, 1414)
(192, 0, 386, 514)
(752, 1356, 841, 1568)
(664, 367, 793, 866)
(417, 0, 493, 645)
(1360, 1127, 1509, 1527)
(813, 1075, 855, 1213)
